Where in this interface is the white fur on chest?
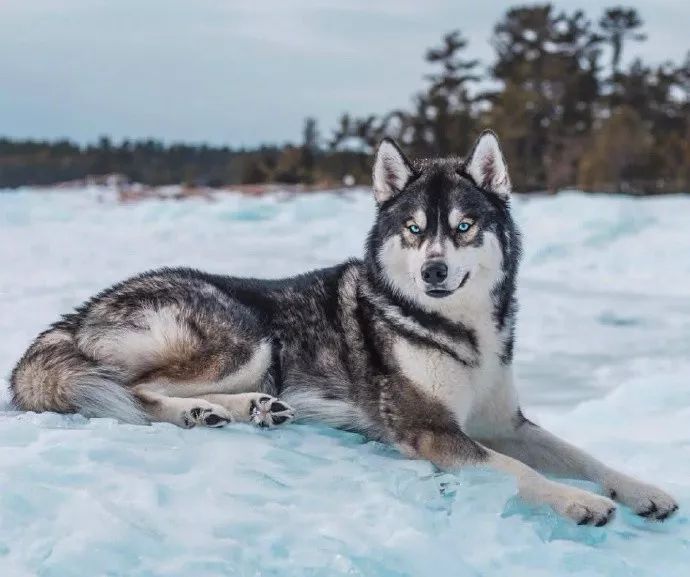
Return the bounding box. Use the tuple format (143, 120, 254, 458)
(393, 338, 481, 425)
(392, 332, 518, 435)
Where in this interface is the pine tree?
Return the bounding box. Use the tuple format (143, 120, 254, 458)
(598, 7, 646, 76)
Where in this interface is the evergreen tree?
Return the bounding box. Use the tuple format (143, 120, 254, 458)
(598, 7, 646, 76)
(423, 30, 480, 155)
(488, 5, 601, 190)
(301, 117, 319, 183)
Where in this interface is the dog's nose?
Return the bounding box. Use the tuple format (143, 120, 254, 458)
(421, 260, 448, 286)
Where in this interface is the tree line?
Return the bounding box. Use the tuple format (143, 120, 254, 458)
(1, 4, 688, 193)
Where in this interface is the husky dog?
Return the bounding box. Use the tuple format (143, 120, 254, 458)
(11, 131, 677, 525)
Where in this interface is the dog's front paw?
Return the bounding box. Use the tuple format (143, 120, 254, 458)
(608, 478, 679, 521)
(530, 480, 616, 526)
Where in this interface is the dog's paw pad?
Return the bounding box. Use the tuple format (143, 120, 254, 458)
(203, 412, 228, 427)
(249, 396, 295, 428)
(183, 404, 232, 428)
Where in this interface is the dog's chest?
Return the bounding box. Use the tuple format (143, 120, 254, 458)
(392, 333, 504, 427)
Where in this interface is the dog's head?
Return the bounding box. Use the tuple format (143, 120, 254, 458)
(366, 130, 521, 318)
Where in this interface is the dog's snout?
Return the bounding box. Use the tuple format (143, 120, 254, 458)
(421, 260, 448, 286)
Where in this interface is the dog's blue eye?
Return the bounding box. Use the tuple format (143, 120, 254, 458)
(457, 221, 472, 233)
(407, 224, 421, 234)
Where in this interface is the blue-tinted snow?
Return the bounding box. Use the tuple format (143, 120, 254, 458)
(0, 186, 688, 576)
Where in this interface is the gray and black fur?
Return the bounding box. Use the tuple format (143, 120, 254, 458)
(10, 131, 678, 525)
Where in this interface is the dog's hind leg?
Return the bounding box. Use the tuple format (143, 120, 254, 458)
(128, 349, 269, 429)
(377, 379, 616, 526)
(129, 340, 295, 428)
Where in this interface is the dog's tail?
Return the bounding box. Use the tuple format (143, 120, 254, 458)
(9, 326, 148, 424)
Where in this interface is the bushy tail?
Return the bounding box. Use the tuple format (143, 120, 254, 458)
(10, 328, 149, 424)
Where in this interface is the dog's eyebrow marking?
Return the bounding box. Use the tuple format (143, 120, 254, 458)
(410, 209, 427, 229)
(449, 208, 465, 229)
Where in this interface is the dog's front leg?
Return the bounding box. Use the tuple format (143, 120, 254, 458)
(377, 381, 615, 525)
(482, 415, 678, 521)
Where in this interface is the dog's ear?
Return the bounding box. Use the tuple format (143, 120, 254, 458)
(372, 138, 415, 204)
(462, 130, 511, 199)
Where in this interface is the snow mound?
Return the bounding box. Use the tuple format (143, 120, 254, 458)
(0, 187, 688, 576)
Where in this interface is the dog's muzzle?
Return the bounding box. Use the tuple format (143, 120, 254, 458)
(424, 270, 470, 298)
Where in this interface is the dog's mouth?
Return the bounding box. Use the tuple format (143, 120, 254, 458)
(425, 272, 470, 298)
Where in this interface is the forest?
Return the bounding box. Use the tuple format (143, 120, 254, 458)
(1, 4, 688, 194)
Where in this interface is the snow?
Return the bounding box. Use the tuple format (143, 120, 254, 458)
(0, 186, 688, 576)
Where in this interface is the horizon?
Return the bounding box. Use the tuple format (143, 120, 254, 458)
(2, 0, 688, 148)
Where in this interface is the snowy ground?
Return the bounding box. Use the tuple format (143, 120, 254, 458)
(0, 186, 688, 576)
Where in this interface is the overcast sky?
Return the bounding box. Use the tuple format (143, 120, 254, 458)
(1, 0, 688, 147)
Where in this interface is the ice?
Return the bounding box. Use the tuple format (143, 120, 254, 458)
(0, 186, 688, 576)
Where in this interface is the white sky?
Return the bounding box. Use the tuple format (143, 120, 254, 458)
(1, 0, 688, 147)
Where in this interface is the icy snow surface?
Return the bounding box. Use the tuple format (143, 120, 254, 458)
(0, 186, 688, 576)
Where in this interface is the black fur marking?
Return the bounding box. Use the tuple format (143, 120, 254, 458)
(354, 289, 386, 375)
(272, 415, 289, 425)
(513, 408, 535, 429)
(367, 298, 472, 366)
(389, 321, 468, 365)
(271, 401, 288, 412)
(204, 414, 225, 426)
